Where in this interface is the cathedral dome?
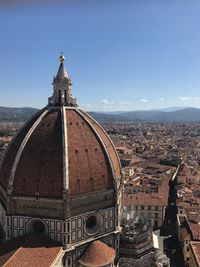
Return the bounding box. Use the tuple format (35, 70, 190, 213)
(0, 56, 121, 219)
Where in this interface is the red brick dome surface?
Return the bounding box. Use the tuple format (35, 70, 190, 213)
(0, 107, 121, 199)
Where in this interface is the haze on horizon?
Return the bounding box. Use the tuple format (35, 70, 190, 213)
(0, 0, 200, 112)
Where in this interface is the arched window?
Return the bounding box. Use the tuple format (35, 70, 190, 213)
(26, 218, 48, 236)
(58, 90, 61, 103)
(64, 90, 67, 104)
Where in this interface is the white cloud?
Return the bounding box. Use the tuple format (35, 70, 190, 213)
(178, 96, 192, 101)
(100, 99, 115, 105)
(178, 96, 200, 101)
(139, 99, 149, 103)
(159, 98, 165, 101)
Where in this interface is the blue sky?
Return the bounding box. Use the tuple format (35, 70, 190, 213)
(0, 0, 200, 111)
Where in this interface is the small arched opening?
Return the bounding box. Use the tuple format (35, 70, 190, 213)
(26, 218, 48, 236)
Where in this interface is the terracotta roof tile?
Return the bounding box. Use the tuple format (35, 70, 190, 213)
(78, 240, 115, 267)
(13, 110, 63, 198)
(0, 110, 43, 190)
(66, 109, 114, 195)
(80, 110, 121, 179)
(190, 241, 200, 266)
(0, 107, 121, 202)
(0, 235, 62, 267)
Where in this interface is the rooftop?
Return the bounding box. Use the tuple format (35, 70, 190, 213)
(190, 241, 200, 267)
(78, 240, 115, 267)
(0, 235, 62, 267)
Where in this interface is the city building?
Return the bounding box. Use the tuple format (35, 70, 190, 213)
(177, 213, 200, 266)
(189, 241, 200, 267)
(124, 166, 172, 229)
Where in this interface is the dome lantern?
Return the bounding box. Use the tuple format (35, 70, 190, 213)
(48, 53, 77, 107)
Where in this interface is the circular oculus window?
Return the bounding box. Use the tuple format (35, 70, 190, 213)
(84, 213, 103, 236)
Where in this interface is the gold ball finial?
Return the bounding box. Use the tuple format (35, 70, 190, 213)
(59, 52, 65, 62)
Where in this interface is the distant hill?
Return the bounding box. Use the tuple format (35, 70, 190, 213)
(90, 108, 200, 123)
(1, 106, 200, 123)
(149, 106, 189, 112)
(0, 107, 39, 121)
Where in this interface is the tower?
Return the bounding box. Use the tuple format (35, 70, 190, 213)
(119, 210, 155, 267)
(0, 55, 123, 266)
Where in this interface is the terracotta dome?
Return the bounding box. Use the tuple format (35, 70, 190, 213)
(78, 240, 115, 267)
(0, 107, 121, 197)
(0, 56, 121, 218)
